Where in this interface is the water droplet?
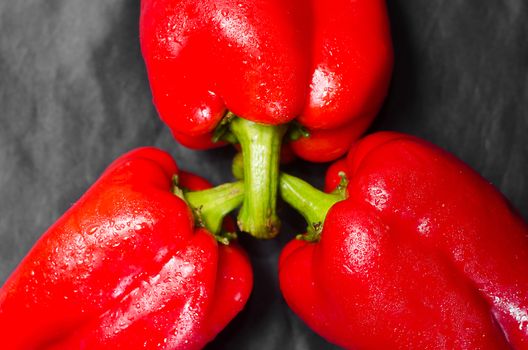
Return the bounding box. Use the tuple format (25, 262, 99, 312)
(87, 226, 98, 235)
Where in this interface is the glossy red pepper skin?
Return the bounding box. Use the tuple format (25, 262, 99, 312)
(279, 132, 528, 349)
(0, 148, 252, 350)
(140, 0, 393, 161)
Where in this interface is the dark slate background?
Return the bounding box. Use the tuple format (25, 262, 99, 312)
(0, 1, 526, 349)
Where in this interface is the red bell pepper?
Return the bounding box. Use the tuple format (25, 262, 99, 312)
(0, 148, 252, 350)
(278, 132, 528, 349)
(140, 0, 393, 238)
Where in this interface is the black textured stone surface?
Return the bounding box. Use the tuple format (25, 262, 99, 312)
(0, 1, 526, 349)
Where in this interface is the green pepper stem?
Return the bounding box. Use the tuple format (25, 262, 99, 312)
(229, 117, 287, 239)
(184, 181, 244, 237)
(232, 152, 244, 180)
(279, 173, 344, 241)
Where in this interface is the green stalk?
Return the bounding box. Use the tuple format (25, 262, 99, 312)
(231, 152, 244, 180)
(178, 181, 244, 244)
(279, 173, 346, 242)
(229, 117, 287, 239)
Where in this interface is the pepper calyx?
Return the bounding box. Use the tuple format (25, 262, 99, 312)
(172, 176, 244, 243)
(279, 172, 347, 242)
